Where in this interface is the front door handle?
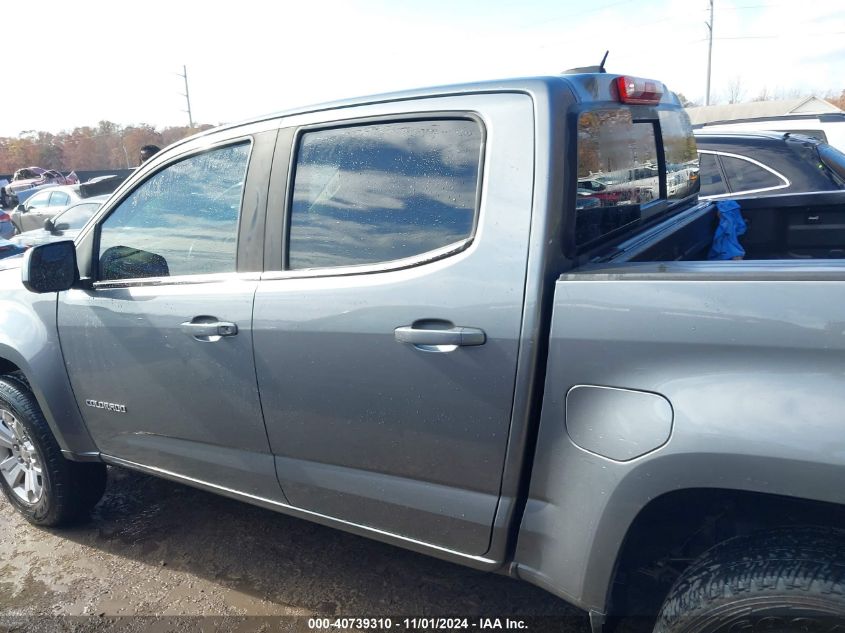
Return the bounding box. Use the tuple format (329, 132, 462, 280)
(394, 324, 486, 348)
(180, 317, 238, 341)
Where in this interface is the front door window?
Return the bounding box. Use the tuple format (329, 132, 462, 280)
(98, 143, 249, 281)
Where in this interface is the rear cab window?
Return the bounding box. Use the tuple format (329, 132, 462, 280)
(575, 107, 700, 247)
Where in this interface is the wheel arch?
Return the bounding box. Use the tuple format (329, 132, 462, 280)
(0, 344, 98, 460)
(605, 487, 845, 622)
(514, 448, 845, 618)
(0, 354, 22, 377)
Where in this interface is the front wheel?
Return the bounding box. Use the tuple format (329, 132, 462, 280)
(654, 527, 845, 633)
(0, 375, 106, 526)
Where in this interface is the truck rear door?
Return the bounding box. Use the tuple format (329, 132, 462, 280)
(252, 94, 535, 555)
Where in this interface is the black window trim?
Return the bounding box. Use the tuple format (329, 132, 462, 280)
(697, 150, 729, 197)
(698, 149, 790, 199)
(276, 111, 487, 278)
(91, 137, 255, 289)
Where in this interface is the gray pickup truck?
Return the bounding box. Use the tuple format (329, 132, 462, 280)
(1, 72, 844, 633)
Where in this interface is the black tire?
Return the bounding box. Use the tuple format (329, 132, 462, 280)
(0, 376, 106, 526)
(653, 527, 845, 633)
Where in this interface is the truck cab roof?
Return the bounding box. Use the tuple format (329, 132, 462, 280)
(173, 74, 682, 151)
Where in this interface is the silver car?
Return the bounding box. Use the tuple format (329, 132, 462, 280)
(10, 195, 107, 248)
(10, 185, 86, 233)
(11, 176, 125, 233)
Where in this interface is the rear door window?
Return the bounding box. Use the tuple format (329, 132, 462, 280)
(49, 191, 70, 206)
(698, 153, 728, 196)
(288, 119, 482, 270)
(719, 155, 786, 193)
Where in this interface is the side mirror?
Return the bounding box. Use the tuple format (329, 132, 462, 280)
(44, 218, 55, 232)
(100, 245, 169, 281)
(21, 241, 78, 293)
(16, 203, 25, 212)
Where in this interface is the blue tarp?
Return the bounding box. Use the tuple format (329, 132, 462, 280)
(708, 199, 747, 260)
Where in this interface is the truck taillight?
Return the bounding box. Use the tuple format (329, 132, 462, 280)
(616, 76, 663, 105)
(0, 212, 10, 222)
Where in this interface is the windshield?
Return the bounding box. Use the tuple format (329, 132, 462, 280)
(54, 202, 100, 230)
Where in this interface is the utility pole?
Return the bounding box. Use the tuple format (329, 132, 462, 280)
(705, 0, 714, 106)
(179, 65, 194, 128)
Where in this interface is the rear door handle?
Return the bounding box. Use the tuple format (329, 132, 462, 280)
(394, 325, 486, 348)
(180, 317, 238, 341)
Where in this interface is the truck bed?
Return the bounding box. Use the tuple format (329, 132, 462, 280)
(518, 194, 845, 613)
(605, 190, 845, 264)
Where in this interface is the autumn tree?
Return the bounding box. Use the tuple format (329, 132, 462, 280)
(160, 124, 213, 148)
(826, 89, 845, 110)
(0, 136, 41, 173)
(122, 125, 163, 167)
(0, 122, 213, 174)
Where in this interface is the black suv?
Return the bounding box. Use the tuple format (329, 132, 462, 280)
(695, 130, 845, 199)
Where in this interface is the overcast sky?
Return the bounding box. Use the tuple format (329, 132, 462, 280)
(4, 0, 843, 136)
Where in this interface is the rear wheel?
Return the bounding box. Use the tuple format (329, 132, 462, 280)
(653, 527, 845, 633)
(0, 376, 106, 526)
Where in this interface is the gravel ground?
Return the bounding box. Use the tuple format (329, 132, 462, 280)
(0, 467, 588, 633)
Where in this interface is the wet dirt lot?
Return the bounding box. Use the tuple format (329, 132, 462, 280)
(0, 467, 587, 632)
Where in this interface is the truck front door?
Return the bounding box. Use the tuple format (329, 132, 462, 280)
(56, 137, 280, 498)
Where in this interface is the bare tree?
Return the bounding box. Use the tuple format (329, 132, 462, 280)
(752, 86, 772, 102)
(674, 92, 699, 107)
(774, 86, 807, 100)
(727, 76, 745, 104)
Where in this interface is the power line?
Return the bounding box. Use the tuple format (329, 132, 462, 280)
(717, 3, 785, 9)
(690, 30, 845, 41)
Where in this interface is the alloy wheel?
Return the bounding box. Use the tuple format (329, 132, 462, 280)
(0, 408, 44, 505)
